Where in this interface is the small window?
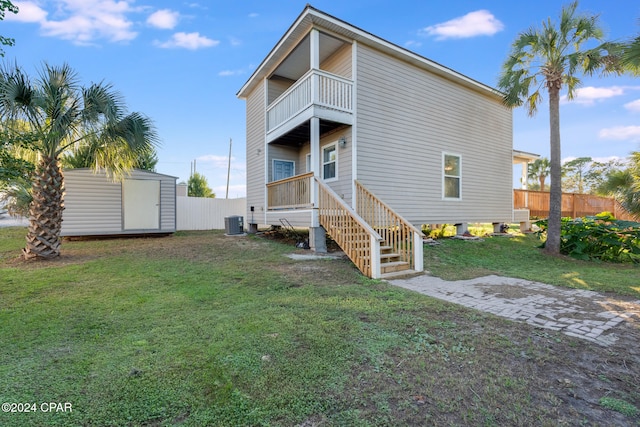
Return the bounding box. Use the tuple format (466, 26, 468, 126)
(443, 153, 461, 199)
(322, 144, 337, 180)
(305, 153, 311, 173)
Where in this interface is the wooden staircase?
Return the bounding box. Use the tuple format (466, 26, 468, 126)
(316, 178, 423, 279)
(379, 245, 412, 277)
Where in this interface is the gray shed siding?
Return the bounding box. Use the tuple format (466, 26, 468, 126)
(355, 43, 513, 225)
(61, 169, 177, 236)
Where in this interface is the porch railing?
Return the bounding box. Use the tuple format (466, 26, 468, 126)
(355, 180, 424, 271)
(317, 178, 383, 279)
(266, 69, 353, 132)
(266, 172, 313, 210)
(514, 189, 638, 221)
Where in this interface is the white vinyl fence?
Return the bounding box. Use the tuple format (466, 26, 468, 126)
(176, 196, 246, 230)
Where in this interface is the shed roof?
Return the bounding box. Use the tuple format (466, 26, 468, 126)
(237, 4, 501, 100)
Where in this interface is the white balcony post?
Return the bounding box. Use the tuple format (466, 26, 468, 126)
(310, 29, 319, 69)
(310, 116, 320, 227)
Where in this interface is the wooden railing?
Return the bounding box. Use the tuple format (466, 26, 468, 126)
(514, 189, 639, 221)
(317, 178, 383, 278)
(266, 172, 313, 210)
(355, 181, 424, 271)
(266, 69, 353, 132)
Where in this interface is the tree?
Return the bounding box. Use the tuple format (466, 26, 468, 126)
(188, 172, 215, 198)
(498, 1, 621, 255)
(527, 157, 551, 191)
(62, 143, 159, 172)
(597, 152, 640, 216)
(622, 24, 640, 74)
(562, 156, 592, 193)
(0, 1, 18, 57)
(0, 63, 159, 259)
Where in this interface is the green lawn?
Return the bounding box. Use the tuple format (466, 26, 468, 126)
(424, 232, 640, 297)
(0, 227, 638, 426)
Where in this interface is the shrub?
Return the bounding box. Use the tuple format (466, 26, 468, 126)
(535, 212, 640, 262)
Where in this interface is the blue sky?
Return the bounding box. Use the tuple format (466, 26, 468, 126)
(3, 1, 640, 196)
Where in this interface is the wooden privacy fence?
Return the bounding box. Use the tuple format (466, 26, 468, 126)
(513, 190, 638, 221)
(176, 197, 246, 230)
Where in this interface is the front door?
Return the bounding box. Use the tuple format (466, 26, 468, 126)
(273, 159, 295, 181)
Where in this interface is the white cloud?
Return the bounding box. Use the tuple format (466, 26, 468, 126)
(404, 40, 422, 49)
(5, 1, 47, 23)
(420, 10, 504, 40)
(598, 126, 640, 141)
(561, 86, 625, 105)
(155, 32, 219, 50)
(8, 0, 138, 44)
(218, 68, 247, 77)
(624, 99, 640, 113)
(147, 9, 179, 29)
(248, 12, 258, 18)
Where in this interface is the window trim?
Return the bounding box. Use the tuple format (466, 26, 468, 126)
(442, 152, 462, 200)
(321, 142, 338, 182)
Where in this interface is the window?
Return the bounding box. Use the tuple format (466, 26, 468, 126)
(322, 144, 337, 180)
(443, 153, 461, 199)
(305, 154, 311, 173)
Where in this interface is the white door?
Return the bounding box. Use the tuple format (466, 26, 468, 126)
(123, 179, 160, 230)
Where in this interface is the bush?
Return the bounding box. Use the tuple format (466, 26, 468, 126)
(535, 212, 640, 262)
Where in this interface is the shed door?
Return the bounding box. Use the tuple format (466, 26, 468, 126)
(123, 179, 160, 230)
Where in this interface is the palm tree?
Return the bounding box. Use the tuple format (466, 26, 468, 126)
(527, 157, 551, 191)
(498, 1, 621, 255)
(0, 63, 159, 259)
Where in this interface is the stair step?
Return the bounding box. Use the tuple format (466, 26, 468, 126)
(381, 261, 410, 274)
(380, 269, 423, 280)
(380, 252, 401, 261)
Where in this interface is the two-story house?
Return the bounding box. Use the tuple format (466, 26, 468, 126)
(237, 5, 513, 279)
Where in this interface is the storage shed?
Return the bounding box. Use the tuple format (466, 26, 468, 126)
(61, 168, 177, 237)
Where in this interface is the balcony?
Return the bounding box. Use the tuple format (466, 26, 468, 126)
(266, 69, 353, 142)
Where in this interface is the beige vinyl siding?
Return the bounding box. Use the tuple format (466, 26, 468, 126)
(61, 169, 176, 236)
(267, 76, 295, 104)
(320, 43, 352, 79)
(320, 127, 352, 204)
(245, 80, 267, 222)
(355, 43, 512, 225)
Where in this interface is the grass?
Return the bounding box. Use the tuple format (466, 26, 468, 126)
(0, 227, 638, 426)
(424, 230, 640, 297)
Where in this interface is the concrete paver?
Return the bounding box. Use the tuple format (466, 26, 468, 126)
(388, 274, 640, 346)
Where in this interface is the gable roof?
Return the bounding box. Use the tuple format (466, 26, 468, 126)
(237, 4, 501, 100)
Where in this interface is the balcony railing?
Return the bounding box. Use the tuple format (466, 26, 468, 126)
(267, 69, 353, 133)
(266, 172, 314, 210)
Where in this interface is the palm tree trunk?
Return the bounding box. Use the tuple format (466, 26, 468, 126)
(546, 87, 562, 255)
(23, 156, 65, 259)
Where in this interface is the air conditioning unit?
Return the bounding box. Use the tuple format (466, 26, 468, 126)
(224, 215, 244, 235)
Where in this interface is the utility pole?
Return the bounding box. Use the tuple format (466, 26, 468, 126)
(226, 138, 232, 199)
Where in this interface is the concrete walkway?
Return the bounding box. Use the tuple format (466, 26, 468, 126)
(389, 274, 640, 347)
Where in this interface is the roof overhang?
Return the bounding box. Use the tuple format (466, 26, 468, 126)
(512, 150, 540, 164)
(237, 5, 502, 100)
